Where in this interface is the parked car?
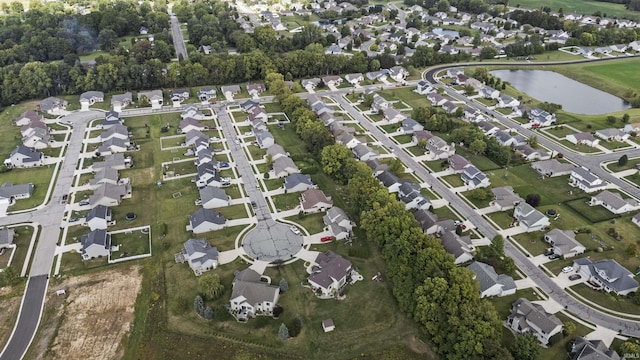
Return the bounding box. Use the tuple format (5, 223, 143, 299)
(68, 217, 79, 223)
(320, 236, 334, 243)
(290, 226, 300, 235)
(568, 274, 582, 281)
(548, 253, 561, 260)
(219, 162, 229, 168)
(61, 194, 68, 204)
(251, 201, 257, 209)
(562, 266, 574, 273)
(543, 249, 554, 256)
(79, 200, 90, 206)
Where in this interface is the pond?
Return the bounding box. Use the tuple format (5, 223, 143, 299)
(490, 70, 630, 115)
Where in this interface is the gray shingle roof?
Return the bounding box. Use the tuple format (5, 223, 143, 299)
(467, 261, 516, 293)
(308, 251, 352, 288)
(189, 208, 225, 227)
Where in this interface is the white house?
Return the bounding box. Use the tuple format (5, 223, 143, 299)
(513, 202, 550, 232)
(507, 298, 563, 345)
(307, 251, 353, 297)
(229, 268, 280, 320)
(4, 146, 44, 168)
(595, 128, 630, 142)
(138, 90, 164, 109)
(589, 190, 640, 214)
(180, 238, 219, 276)
(567, 132, 599, 147)
(467, 261, 516, 298)
(85, 205, 113, 231)
(573, 258, 639, 296)
(79, 91, 105, 111)
(544, 229, 586, 259)
(80, 229, 111, 260)
(199, 187, 229, 209)
(323, 207, 352, 240)
(461, 165, 490, 189)
(570, 168, 608, 193)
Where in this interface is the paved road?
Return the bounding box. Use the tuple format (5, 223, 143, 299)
(332, 95, 640, 336)
(0, 111, 98, 360)
(168, 6, 188, 61)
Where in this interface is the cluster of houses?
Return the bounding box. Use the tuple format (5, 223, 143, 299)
(4, 110, 55, 169)
(95, 115, 134, 156)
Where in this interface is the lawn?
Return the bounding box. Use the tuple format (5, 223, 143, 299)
(216, 204, 248, 220)
(541, 312, 593, 360)
(461, 189, 492, 209)
(599, 140, 631, 151)
(393, 134, 413, 144)
(273, 192, 301, 211)
(564, 198, 618, 223)
(513, 0, 637, 22)
(195, 225, 247, 252)
(432, 205, 460, 221)
(377, 87, 430, 109)
(441, 174, 465, 187)
(262, 178, 283, 191)
(570, 284, 640, 316)
(407, 145, 426, 156)
(544, 125, 575, 139)
(513, 232, 549, 256)
(3, 166, 55, 211)
(424, 159, 448, 172)
(0, 226, 35, 273)
(285, 212, 325, 234)
(110, 229, 151, 258)
(455, 147, 502, 171)
(606, 157, 640, 172)
(486, 211, 515, 229)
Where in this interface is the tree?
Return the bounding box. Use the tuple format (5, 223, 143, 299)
(618, 154, 629, 167)
(278, 323, 289, 340)
(528, 136, 538, 148)
(626, 243, 639, 257)
(322, 144, 358, 184)
(194, 295, 205, 316)
(620, 341, 640, 355)
(203, 306, 214, 320)
(606, 115, 617, 124)
(470, 188, 490, 201)
(98, 29, 119, 51)
(279, 278, 289, 293)
(623, 113, 631, 123)
(197, 273, 224, 301)
(2, 266, 18, 286)
(479, 47, 498, 59)
(510, 334, 540, 360)
(525, 193, 541, 207)
(502, 256, 516, 276)
(564, 321, 576, 335)
(470, 138, 487, 154)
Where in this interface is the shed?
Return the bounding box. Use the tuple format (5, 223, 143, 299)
(322, 319, 335, 332)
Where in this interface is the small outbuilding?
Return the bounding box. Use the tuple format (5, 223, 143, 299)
(322, 319, 335, 332)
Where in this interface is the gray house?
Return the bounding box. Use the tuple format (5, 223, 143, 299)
(85, 205, 112, 231)
(111, 92, 132, 111)
(467, 261, 516, 298)
(180, 238, 219, 276)
(38, 97, 68, 115)
(0, 227, 15, 249)
(229, 268, 280, 320)
(272, 157, 299, 178)
(255, 130, 275, 149)
(0, 183, 34, 202)
(284, 173, 315, 193)
(531, 159, 574, 178)
(507, 298, 563, 345)
(4, 146, 43, 168)
(80, 229, 111, 260)
(573, 258, 639, 296)
(571, 337, 620, 360)
(187, 208, 226, 234)
(199, 186, 229, 209)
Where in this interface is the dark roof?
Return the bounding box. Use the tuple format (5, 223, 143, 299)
(308, 251, 352, 288)
(189, 209, 225, 227)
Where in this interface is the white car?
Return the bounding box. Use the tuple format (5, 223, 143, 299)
(290, 226, 300, 235)
(562, 266, 574, 273)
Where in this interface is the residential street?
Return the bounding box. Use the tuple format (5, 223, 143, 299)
(168, 6, 188, 61)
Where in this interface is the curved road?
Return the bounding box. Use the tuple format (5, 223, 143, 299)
(0, 111, 100, 360)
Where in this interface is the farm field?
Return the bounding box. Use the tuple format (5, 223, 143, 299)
(513, 0, 637, 20)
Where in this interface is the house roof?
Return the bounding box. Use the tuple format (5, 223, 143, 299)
(571, 337, 620, 360)
(0, 183, 34, 199)
(414, 209, 438, 230)
(111, 92, 132, 105)
(184, 238, 218, 265)
(90, 167, 119, 185)
(39, 97, 67, 111)
(532, 159, 574, 175)
(572, 168, 601, 185)
(273, 156, 298, 175)
(510, 298, 562, 334)
(100, 124, 129, 139)
(0, 227, 15, 246)
(89, 183, 129, 206)
(81, 229, 111, 251)
(592, 190, 638, 211)
(441, 231, 470, 258)
(448, 154, 469, 171)
(364, 158, 388, 173)
(514, 202, 547, 227)
(308, 251, 352, 289)
(180, 118, 205, 130)
(185, 129, 209, 143)
(352, 144, 377, 158)
(571, 132, 597, 142)
(301, 189, 332, 210)
(138, 90, 163, 101)
(80, 91, 104, 101)
(231, 268, 279, 305)
(590, 259, 639, 293)
(189, 208, 225, 228)
(199, 186, 228, 203)
(467, 261, 516, 293)
(9, 146, 42, 163)
(376, 171, 399, 187)
(284, 173, 313, 190)
(86, 205, 111, 222)
(492, 186, 522, 208)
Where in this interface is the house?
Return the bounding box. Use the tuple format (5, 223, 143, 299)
(185, 130, 209, 148)
(241, 99, 260, 112)
(246, 83, 266, 97)
(138, 90, 164, 109)
(79, 91, 104, 110)
(507, 298, 563, 345)
(249, 106, 269, 123)
(494, 130, 526, 147)
(180, 118, 208, 134)
(571, 337, 621, 360)
(255, 130, 275, 149)
(321, 76, 342, 87)
(589, 190, 640, 214)
(229, 268, 280, 320)
(198, 87, 217, 102)
(199, 187, 229, 209)
(300, 189, 333, 213)
(448, 154, 470, 173)
(398, 118, 424, 134)
(388, 66, 409, 82)
(441, 231, 474, 265)
(623, 122, 640, 134)
(38, 97, 68, 115)
(284, 173, 315, 193)
(195, 162, 221, 188)
(307, 251, 353, 297)
(92, 153, 131, 172)
(181, 106, 205, 120)
(0, 183, 34, 203)
(322, 319, 335, 333)
(532, 159, 574, 177)
(497, 94, 520, 108)
(180, 238, 219, 276)
(427, 92, 447, 106)
(272, 156, 300, 178)
(266, 144, 287, 161)
(352, 144, 379, 161)
(323, 207, 352, 240)
(441, 101, 459, 114)
(97, 138, 129, 155)
(414, 209, 440, 234)
(301, 78, 322, 90)
(514, 202, 550, 232)
(528, 108, 557, 127)
(102, 111, 122, 129)
(426, 136, 453, 159)
(85, 205, 112, 231)
(220, 85, 241, 97)
(479, 86, 499, 99)
(415, 80, 434, 95)
(334, 131, 360, 150)
(382, 108, 407, 124)
(0, 227, 15, 250)
(412, 130, 432, 145)
(21, 127, 51, 149)
(89, 167, 120, 188)
(325, 44, 342, 54)
(111, 92, 132, 112)
(344, 73, 364, 86)
(89, 183, 131, 207)
(573, 258, 639, 296)
(476, 121, 502, 136)
(187, 208, 226, 234)
(544, 229, 586, 259)
(514, 144, 548, 161)
(80, 229, 111, 260)
(595, 128, 630, 142)
(4, 146, 43, 168)
(633, 213, 640, 228)
(492, 186, 522, 211)
(365, 70, 389, 82)
(100, 124, 129, 142)
(461, 165, 490, 189)
(12, 110, 42, 126)
(398, 181, 431, 210)
(195, 148, 215, 167)
(567, 132, 599, 147)
(467, 261, 516, 298)
(376, 171, 401, 193)
(570, 168, 608, 193)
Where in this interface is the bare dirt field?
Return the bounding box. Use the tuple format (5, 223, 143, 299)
(30, 266, 143, 360)
(0, 290, 22, 347)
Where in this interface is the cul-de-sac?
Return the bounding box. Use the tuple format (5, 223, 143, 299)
(1, 0, 640, 359)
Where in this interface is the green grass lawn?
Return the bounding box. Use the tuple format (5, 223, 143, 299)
(455, 147, 502, 171)
(513, 0, 637, 21)
(544, 125, 575, 139)
(624, 172, 640, 187)
(487, 211, 515, 229)
(110, 230, 151, 257)
(599, 140, 631, 151)
(262, 178, 283, 191)
(441, 174, 464, 187)
(380, 124, 397, 133)
(247, 145, 266, 160)
(606, 158, 640, 172)
(3, 166, 55, 211)
(285, 212, 325, 234)
(216, 204, 248, 220)
(564, 198, 618, 223)
(407, 145, 426, 156)
(377, 87, 430, 109)
(432, 205, 460, 221)
(273, 192, 301, 211)
(513, 232, 549, 256)
(0, 226, 34, 272)
(570, 284, 640, 315)
(424, 159, 448, 172)
(394, 134, 413, 144)
(541, 312, 593, 360)
(461, 190, 492, 208)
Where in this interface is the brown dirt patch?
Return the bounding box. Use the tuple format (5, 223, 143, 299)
(0, 295, 22, 347)
(37, 266, 143, 360)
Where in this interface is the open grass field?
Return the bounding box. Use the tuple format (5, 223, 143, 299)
(513, 0, 638, 20)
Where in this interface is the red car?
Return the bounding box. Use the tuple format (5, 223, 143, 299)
(320, 236, 334, 242)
